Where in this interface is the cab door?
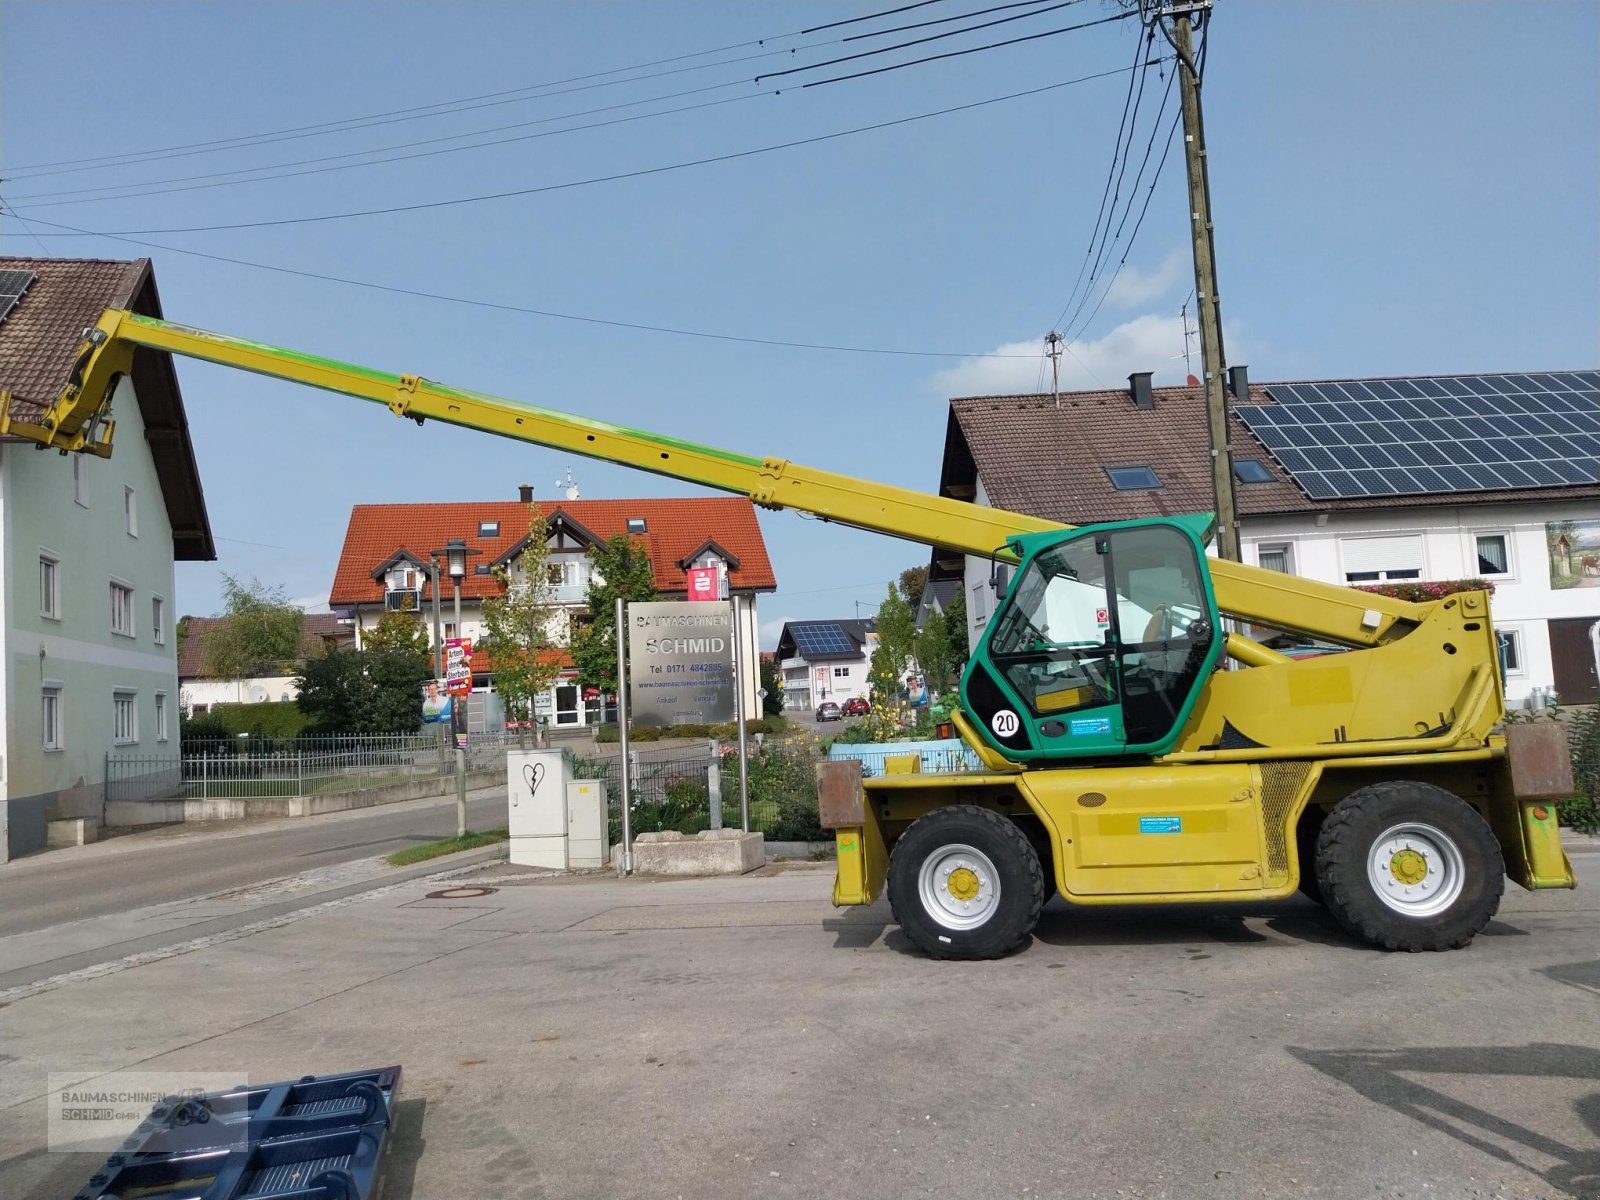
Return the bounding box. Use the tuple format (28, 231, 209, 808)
(962, 519, 1222, 763)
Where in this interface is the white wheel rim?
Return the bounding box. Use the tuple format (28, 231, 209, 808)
(1366, 821, 1466, 918)
(917, 843, 1002, 931)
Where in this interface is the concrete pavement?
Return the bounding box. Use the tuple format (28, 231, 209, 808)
(0, 842, 1595, 1199)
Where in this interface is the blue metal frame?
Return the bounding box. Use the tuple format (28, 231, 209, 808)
(71, 1066, 402, 1200)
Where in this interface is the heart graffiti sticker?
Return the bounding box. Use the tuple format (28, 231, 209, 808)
(522, 762, 546, 797)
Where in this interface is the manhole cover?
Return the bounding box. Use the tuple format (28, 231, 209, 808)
(425, 886, 498, 899)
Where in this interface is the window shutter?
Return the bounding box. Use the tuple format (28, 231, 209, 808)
(1341, 535, 1423, 577)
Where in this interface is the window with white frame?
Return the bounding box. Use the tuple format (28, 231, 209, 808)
(1474, 532, 1511, 577)
(1341, 534, 1423, 583)
(110, 581, 135, 636)
(40, 552, 61, 619)
(113, 691, 138, 744)
(833, 666, 849, 678)
(153, 595, 166, 644)
(73, 455, 87, 506)
(155, 692, 169, 741)
(1496, 629, 1523, 675)
(125, 485, 138, 536)
(42, 685, 63, 751)
(1256, 543, 1294, 574)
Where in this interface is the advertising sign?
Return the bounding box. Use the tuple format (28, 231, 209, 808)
(421, 679, 452, 723)
(444, 638, 473, 696)
(627, 600, 734, 727)
(685, 566, 723, 602)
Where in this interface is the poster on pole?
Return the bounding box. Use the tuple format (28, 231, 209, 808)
(627, 601, 734, 727)
(421, 679, 453, 723)
(444, 638, 473, 695)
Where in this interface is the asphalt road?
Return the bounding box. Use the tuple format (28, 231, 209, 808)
(0, 784, 507, 938)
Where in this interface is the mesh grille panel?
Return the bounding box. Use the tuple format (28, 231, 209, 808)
(1260, 761, 1313, 879)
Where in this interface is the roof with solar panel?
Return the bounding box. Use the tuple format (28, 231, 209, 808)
(775, 619, 876, 663)
(938, 366, 1600, 526)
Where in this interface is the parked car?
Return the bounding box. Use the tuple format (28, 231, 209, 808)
(842, 696, 870, 716)
(815, 701, 842, 722)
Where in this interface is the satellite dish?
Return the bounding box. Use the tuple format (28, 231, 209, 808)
(1187, 374, 1201, 388)
(248, 684, 268, 702)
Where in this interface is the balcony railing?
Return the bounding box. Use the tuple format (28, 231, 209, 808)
(385, 588, 422, 612)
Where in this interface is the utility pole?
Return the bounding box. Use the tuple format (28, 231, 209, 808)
(1045, 331, 1064, 408)
(1164, 1, 1240, 561)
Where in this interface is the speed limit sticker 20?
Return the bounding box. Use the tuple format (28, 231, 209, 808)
(991, 710, 1020, 737)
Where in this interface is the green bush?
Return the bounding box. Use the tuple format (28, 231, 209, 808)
(722, 738, 826, 841)
(631, 726, 662, 742)
(593, 725, 620, 743)
(182, 701, 312, 749)
(1566, 707, 1600, 835)
(835, 721, 875, 745)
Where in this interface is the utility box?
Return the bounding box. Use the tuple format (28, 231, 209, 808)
(508, 748, 572, 869)
(566, 780, 610, 869)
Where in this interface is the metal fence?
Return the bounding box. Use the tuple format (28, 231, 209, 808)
(107, 731, 518, 804)
(825, 742, 982, 778)
(571, 745, 786, 842)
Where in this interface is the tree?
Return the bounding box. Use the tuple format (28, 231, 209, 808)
(898, 565, 929, 609)
(759, 655, 784, 717)
(944, 589, 971, 675)
(295, 647, 430, 734)
(478, 503, 563, 745)
(916, 606, 955, 697)
(571, 533, 657, 696)
(867, 582, 915, 702)
(205, 576, 304, 682)
(364, 610, 432, 664)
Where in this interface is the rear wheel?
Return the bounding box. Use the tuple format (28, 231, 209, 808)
(887, 806, 1044, 960)
(1314, 781, 1504, 951)
(1296, 806, 1328, 905)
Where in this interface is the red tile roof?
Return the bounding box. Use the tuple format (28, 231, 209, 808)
(329, 497, 776, 606)
(178, 613, 355, 679)
(0, 256, 215, 560)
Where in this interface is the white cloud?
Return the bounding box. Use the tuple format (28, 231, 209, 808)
(1103, 249, 1187, 309)
(932, 310, 1249, 397)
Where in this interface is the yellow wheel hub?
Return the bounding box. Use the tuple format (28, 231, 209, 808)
(1389, 848, 1428, 886)
(947, 866, 981, 901)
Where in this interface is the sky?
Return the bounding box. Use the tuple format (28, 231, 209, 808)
(2, 1, 1595, 649)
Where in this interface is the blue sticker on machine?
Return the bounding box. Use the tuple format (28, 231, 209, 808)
(1139, 816, 1182, 834)
(1069, 716, 1112, 736)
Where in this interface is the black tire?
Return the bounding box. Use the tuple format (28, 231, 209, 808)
(887, 805, 1045, 960)
(1314, 781, 1504, 952)
(1296, 806, 1328, 905)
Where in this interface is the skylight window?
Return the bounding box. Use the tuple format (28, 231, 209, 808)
(1107, 466, 1162, 491)
(626, 518, 647, 534)
(479, 521, 500, 537)
(1234, 459, 1275, 484)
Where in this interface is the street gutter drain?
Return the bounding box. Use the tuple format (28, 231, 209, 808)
(426, 886, 499, 899)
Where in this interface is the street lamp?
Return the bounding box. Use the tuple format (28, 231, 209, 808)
(431, 538, 481, 836)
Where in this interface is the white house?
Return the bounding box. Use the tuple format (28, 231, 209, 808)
(0, 258, 214, 860)
(328, 491, 775, 727)
(178, 612, 355, 712)
(931, 367, 1600, 707)
(774, 619, 877, 713)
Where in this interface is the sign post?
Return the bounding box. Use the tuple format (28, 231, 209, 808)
(445, 637, 472, 837)
(615, 597, 634, 875)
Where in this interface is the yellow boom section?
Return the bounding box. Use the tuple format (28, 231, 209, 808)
(4, 308, 1431, 648)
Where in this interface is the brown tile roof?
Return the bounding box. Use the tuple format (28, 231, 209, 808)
(946, 380, 1600, 524)
(328, 497, 776, 606)
(178, 612, 355, 679)
(0, 257, 215, 559)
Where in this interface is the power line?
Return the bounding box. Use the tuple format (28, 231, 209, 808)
(12, 65, 1137, 237)
(2, 211, 1040, 360)
(842, 0, 1062, 42)
(800, 0, 955, 36)
(758, 0, 1091, 81)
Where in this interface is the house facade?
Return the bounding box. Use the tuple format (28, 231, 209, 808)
(178, 612, 355, 712)
(328, 491, 776, 727)
(0, 258, 214, 860)
(774, 619, 876, 713)
(933, 368, 1600, 707)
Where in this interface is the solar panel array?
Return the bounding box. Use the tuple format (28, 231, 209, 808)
(0, 270, 36, 326)
(1235, 372, 1600, 501)
(790, 623, 857, 657)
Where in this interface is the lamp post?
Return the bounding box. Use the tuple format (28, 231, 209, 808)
(433, 537, 481, 837)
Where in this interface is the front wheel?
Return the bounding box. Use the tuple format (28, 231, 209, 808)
(887, 806, 1044, 960)
(1314, 781, 1505, 952)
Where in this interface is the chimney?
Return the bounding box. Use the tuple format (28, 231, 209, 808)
(1228, 364, 1249, 401)
(1128, 372, 1155, 411)
(518, 483, 533, 503)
